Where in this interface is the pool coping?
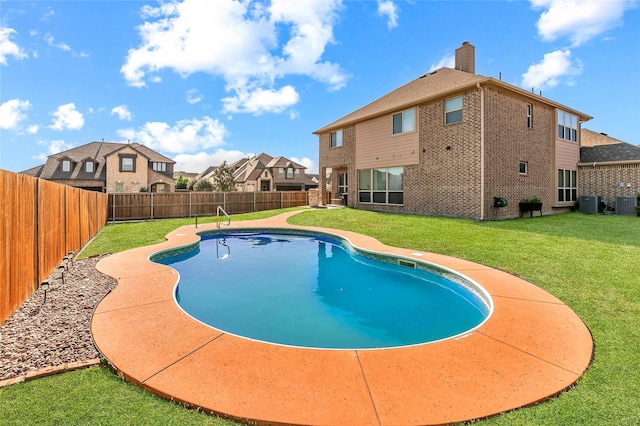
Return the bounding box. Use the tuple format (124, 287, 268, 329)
(91, 211, 593, 426)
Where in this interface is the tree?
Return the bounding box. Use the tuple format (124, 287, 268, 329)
(194, 179, 214, 192)
(210, 161, 236, 192)
(175, 174, 190, 190)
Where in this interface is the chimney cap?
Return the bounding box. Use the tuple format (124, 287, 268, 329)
(462, 41, 470, 45)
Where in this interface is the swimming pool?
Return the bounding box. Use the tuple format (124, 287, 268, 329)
(153, 230, 492, 349)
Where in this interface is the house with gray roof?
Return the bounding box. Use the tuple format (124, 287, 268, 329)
(578, 129, 640, 207)
(315, 41, 593, 219)
(199, 153, 317, 192)
(22, 141, 175, 193)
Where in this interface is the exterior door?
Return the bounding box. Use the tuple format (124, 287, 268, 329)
(338, 172, 348, 204)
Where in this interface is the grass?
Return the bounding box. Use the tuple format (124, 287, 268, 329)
(2, 208, 639, 425)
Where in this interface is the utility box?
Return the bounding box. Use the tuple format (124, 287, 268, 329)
(580, 195, 601, 214)
(615, 196, 638, 216)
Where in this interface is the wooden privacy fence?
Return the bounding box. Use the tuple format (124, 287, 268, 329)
(0, 170, 108, 324)
(108, 191, 309, 221)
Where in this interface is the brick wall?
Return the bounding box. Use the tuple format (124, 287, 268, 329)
(578, 163, 640, 207)
(483, 86, 555, 219)
(317, 86, 563, 220)
(318, 125, 356, 205)
(105, 146, 149, 193)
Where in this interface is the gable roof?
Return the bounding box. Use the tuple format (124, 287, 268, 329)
(21, 141, 175, 181)
(581, 129, 624, 147)
(314, 67, 591, 134)
(580, 142, 640, 164)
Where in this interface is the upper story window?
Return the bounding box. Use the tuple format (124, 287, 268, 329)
(61, 160, 71, 172)
(558, 111, 577, 142)
(85, 161, 94, 173)
(286, 168, 294, 179)
(526, 104, 533, 128)
(445, 96, 463, 124)
(294, 169, 300, 178)
(119, 155, 135, 172)
(152, 162, 166, 172)
(330, 130, 343, 147)
(278, 168, 285, 178)
(392, 108, 415, 134)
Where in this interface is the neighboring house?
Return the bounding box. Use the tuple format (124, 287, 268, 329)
(199, 153, 315, 192)
(22, 141, 175, 193)
(314, 41, 592, 220)
(578, 129, 640, 206)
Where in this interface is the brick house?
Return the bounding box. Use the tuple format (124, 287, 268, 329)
(578, 129, 640, 208)
(199, 153, 315, 192)
(22, 141, 175, 193)
(314, 42, 592, 220)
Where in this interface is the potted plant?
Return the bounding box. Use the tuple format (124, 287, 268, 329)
(519, 197, 543, 217)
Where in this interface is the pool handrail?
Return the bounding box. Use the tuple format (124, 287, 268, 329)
(216, 206, 230, 228)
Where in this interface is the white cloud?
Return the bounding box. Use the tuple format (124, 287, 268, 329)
(50, 103, 84, 130)
(44, 32, 89, 57)
(0, 99, 31, 129)
(291, 156, 317, 174)
(377, 0, 399, 29)
(429, 53, 455, 72)
(44, 33, 70, 51)
(531, 0, 636, 47)
(0, 27, 28, 65)
(33, 139, 75, 162)
(222, 85, 299, 115)
(121, 0, 347, 114)
(186, 88, 203, 104)
(111, 104, 133, 121)
(27, 124, 39, 134)
(521, 49, 583, 91)
(117, 116, 228, 154)
(173, 149, 247, 173)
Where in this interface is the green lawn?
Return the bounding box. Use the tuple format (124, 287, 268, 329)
(2, 209, 638, 425)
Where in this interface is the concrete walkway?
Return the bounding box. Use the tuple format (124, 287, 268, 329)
(91, 211, 593, 425)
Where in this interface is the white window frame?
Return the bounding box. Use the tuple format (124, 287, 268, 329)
(392, 108, 415, 135)
(519, 161, 528, 175)
(62, 160, 71, 172)
(121, 157, 134, 172)
(358, 167, 404, 205)
(557, 110, 578, 142)
(330, 130, 343, 148)
(152, 162, 166, 172)
(558, 169, 577, 202)
(526, 104, 533, 129)
(85, 161, 94, 173)
(445, 96, 463, 124)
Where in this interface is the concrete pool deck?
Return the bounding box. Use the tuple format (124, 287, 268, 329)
(91, 211, 593, 426)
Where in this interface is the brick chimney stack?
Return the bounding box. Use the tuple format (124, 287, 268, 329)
(455, 41, 475, 74)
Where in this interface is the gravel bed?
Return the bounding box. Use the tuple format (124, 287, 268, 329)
(0, 255, 116, 380)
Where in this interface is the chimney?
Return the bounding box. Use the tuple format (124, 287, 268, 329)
(455, 41, 475, 74)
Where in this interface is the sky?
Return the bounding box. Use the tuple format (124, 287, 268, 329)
(1, 0, 638, 175)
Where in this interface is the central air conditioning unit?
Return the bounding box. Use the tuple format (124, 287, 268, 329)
(579, 195, 601, 214)
(615, 196, 638, 216)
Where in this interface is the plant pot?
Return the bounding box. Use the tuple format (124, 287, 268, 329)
(519, 202, 543, 217)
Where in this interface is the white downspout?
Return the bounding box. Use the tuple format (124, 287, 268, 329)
(477, 83, 485, 220)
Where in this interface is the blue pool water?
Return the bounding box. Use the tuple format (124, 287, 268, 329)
(155, 232, 490, 349)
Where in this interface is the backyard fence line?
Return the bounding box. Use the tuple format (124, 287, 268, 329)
(0, 170, 108, 324)
(107, 191, 309, 221)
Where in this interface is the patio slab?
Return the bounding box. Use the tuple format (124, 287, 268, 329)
(91, 210, 593, 425)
